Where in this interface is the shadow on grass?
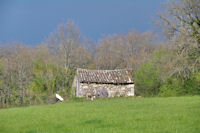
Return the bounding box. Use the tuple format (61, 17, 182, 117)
(83, 119, 118, 129)
(21, 130, 41, 133)
(84, 119, 103, 124)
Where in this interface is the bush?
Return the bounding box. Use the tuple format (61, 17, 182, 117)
(28, 61, 76, 105)
(184, 72, 200, 95)
(158, 78, 184, 97)
(135, 62, 161, 96)
(158, 72, 200, 97)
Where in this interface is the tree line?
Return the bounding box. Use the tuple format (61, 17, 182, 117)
(0, 0, 199, 107)
(135, 0, 200, 96)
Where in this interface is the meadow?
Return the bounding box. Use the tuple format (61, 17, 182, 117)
(0, 96, 199, 133)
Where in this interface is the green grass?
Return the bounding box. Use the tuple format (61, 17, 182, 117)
(0, 96, 200, 133)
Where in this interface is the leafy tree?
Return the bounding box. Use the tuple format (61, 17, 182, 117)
(30, 61, 75, 104)
(135, 61, 161, 96)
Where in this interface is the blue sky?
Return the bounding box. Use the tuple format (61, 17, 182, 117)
(0, 0, 166, 45)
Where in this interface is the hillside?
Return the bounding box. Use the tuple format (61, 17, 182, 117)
(0, 96, 199, 133)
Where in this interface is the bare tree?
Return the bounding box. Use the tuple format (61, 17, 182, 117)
(94, 31, 156, 73)
(124, 31, 156, 73)
(0, 43, 34, 105)
(94, 34, 126, 69)
(157, 0, 200, 79)
(47, 21, 81, 68)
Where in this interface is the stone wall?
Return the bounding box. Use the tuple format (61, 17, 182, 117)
(76, 83, 134, 98)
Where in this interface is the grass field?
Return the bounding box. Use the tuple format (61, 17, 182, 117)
(0, 96, 199, 133)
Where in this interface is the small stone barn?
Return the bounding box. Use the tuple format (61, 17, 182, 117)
(72, 68, 134, 98)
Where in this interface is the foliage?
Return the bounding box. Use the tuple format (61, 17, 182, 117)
(158, 78, 184, 97)
(135, 61, 161, 96)
(158, 74, 200, 97)
(29, 61, 75, 104)
(134, 49, 168, 96)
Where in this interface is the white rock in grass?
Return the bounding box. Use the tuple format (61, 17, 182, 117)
(56, 94, 64, 101)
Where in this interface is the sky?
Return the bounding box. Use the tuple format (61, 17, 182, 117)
(0, 0, 166, 45)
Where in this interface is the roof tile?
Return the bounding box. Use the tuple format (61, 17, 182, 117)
(77, 68, 134, 84)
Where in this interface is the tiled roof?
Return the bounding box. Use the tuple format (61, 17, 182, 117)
(77, 68, 133, 84)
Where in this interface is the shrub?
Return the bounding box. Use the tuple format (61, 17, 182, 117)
(158, 78, 184, 97)
(135, 62, 161, 96)
(158, 72, 200, 97)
